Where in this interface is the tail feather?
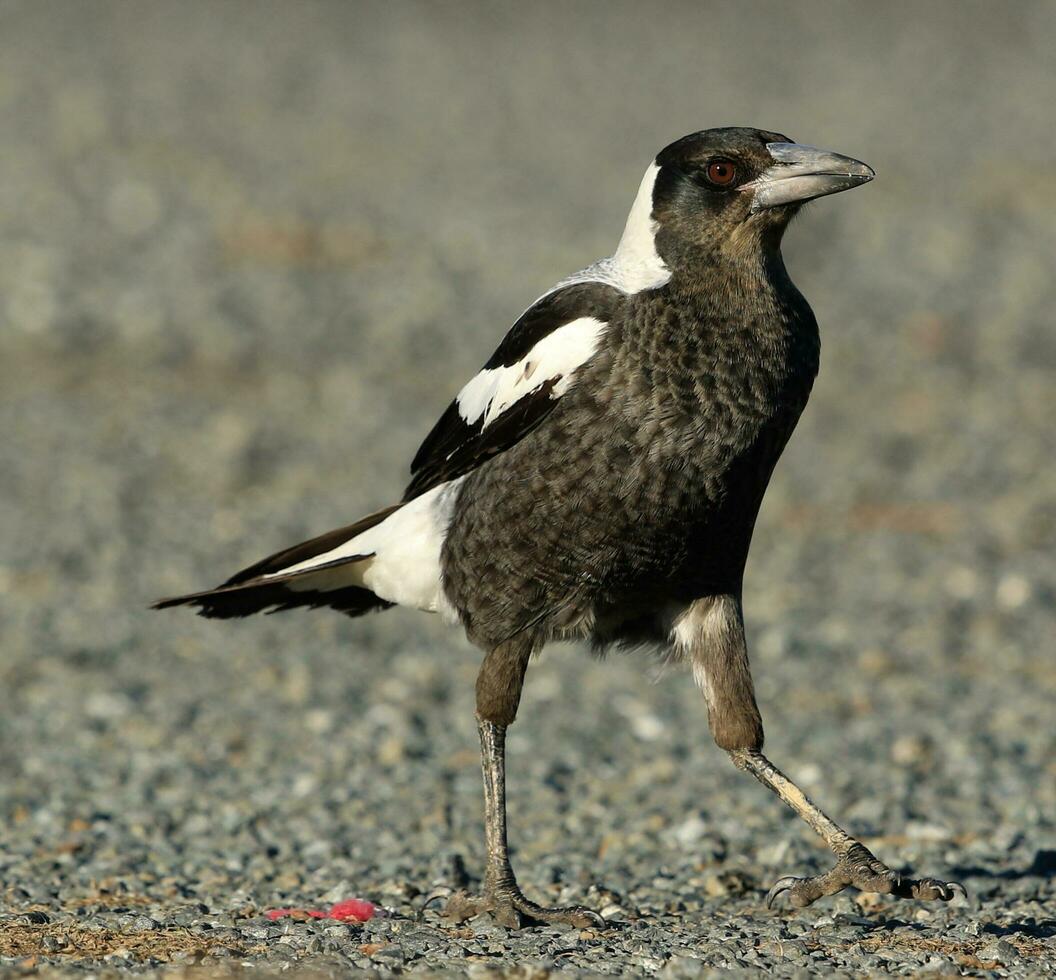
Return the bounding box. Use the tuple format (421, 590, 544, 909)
(151, 578, 392, 619)
(152, 505, 401, 620)
(220, 505, 400, 586)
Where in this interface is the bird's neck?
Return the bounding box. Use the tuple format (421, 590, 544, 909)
(656, 228, 819, 384)
(664, 232, 798, 313)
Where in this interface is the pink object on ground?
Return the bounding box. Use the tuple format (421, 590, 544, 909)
(327, 898, 377, 922)
(265, 899, 376, 922)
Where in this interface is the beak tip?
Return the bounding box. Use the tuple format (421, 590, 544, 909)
(755, 142, 876, 209)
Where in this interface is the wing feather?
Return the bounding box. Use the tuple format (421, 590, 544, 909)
(405, 282, 621, 501)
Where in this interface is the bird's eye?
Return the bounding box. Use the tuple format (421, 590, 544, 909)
(704, 160, 737, 187)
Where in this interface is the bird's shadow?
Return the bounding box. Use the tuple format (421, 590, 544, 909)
(949, 848, 1056, 882)
(943, 849, 1056, 942)
(979, 920, 1056, 941)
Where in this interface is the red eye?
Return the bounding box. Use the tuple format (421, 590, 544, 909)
(705, 160, 737, 186)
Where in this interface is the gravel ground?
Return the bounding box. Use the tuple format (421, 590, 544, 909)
(2, 1, 1055, 976)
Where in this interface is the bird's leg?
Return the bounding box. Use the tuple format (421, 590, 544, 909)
(729, 748, 966, 908)
(677, 594, 964, 909)
(443, 639, 604, 929)
(473, 718, 603, 928)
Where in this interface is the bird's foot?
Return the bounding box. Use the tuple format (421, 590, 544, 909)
(443, 887, 603, 929)
(766, 842, 967, 909)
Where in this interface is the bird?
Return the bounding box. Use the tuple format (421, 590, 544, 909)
(155, 127, 965, 926)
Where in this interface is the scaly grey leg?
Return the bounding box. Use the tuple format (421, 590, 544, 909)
(730, 749, 966, 908)
(443, 641, 604, 929)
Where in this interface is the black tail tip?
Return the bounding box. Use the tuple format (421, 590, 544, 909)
(149, 581, 393, 620)
(149, 589, 248, 619)
(150, 588, 235, 617)
(151, 595, 187, 611)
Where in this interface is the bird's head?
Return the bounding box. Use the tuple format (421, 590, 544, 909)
(622, 127, 874, 278)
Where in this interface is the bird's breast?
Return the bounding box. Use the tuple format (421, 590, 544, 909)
(602, 300, 818, 468)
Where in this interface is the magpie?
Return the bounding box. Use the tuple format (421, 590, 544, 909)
(156, 127, 965, 926)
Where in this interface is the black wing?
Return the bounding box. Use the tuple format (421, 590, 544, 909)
(404, 281, 622, 501)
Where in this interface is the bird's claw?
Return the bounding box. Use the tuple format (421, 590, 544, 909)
(902, 877, 968, 902)
(420, 886, 454, 912)
(765, 875, 801, 909)
(765, 842, 967, 909)
(442, 888, 603, 930)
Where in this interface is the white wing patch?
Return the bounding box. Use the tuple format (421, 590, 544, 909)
(264, 478, 464, 621)
(455, 316, 607, 427)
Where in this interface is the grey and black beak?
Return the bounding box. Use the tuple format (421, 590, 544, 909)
(746, 142, 875, 211)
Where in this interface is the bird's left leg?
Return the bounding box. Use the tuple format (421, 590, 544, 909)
(444, 638, 604, 929)
(730, 748, 966, 908)
(677, 595, 965, 910)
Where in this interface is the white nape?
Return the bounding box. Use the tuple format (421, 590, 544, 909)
(456, 317, 607, 427)
(554, 161, 671, 296)
(267, 478, 465, 620)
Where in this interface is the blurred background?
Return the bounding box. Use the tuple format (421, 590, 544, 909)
(0, 0, 1053, 971)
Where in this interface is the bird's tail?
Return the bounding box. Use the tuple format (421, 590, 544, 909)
(152, 505, 401, 619)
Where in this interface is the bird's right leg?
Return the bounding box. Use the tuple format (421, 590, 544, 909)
(443, 638, 603, 929)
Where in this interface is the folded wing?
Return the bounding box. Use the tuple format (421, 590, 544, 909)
(154, 280, 622, 620)
(405, 281, 620, 500)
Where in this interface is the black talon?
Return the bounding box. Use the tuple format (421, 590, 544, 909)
(765, 876, 798, 909)
(421, 886, 453, 911)
(579, 909, 606, 928)
(906, 876, 965, 902)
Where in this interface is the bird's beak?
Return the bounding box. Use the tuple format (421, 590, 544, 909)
(745, 142, 875, 212)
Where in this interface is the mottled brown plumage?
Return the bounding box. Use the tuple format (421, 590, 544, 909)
(444, 234, 819, 650)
